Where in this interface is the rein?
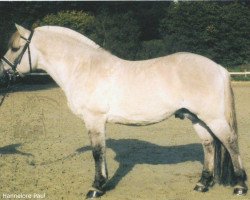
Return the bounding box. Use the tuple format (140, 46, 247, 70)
(2, 30, 34, 74)
(0, 86, 10, 107)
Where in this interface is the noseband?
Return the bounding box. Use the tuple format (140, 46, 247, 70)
(2, 30, 34, 75)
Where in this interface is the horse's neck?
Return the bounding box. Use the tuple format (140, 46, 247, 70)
(35, 33, 119, 94)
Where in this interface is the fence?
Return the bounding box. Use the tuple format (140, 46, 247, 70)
(28, 71, 250, 77)
(229, 71, 250, 77)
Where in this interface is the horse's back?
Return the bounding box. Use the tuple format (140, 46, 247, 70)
(108, 52, 230, 124)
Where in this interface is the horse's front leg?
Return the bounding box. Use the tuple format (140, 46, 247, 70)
(84, 114, 108, 199)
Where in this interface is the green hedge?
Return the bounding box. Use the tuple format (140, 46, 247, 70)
(159, 2, 250, 67)
(34, 10, 140, 60)
(31, 2, 250, 67)
(33, 10, 95, 36)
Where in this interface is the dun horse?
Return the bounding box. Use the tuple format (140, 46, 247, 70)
(0, 25, 247, 198)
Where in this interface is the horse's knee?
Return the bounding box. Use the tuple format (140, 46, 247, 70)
(202, 140, 215, 159)
(88, 130, 105, 146)
(202, 139, 213, 147)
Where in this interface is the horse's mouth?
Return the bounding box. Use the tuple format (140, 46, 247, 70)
(0, 69, 19, 87)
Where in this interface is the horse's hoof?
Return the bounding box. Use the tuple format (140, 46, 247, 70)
(194, 184, 208, 192)
(86, 189, 105, 199)
(233, 187, 247, 196)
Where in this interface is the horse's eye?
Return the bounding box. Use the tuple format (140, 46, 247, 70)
(11, 47, 20, 52)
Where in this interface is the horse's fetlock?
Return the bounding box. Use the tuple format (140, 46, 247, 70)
(235, 169, 247, 182)
(201, 170, 213, 178)
(93, 175, 108, 190)
(199, 170, 214, 186)
(86, 188, 105, 199)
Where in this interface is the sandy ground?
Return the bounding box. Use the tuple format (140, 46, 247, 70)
(0, 82, 249, 200)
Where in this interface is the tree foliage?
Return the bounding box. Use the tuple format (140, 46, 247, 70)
(0, 1, 249, 68)
(91, 10, 140, 60)
(33, 10, 95, 36)
(159, 2, 250, 66)
(34, 10, 140, 60)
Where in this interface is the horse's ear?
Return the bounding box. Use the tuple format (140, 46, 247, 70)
(15, 24, 30, 36)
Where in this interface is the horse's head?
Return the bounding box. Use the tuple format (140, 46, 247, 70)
(0, 24, 38, 83)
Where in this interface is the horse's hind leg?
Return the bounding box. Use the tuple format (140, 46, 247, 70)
(208, 119, 247, 195)
(193, 123, 215, 192)
(84, 114, 108, 199)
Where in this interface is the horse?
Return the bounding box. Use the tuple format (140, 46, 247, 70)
(0, 24, 247, 198)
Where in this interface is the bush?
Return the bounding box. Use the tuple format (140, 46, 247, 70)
(137, 39, 167, 59)
(33, 10, 95, 36)
(159, 2, 250, 67)
(33, 10, 141, 60)
(91, 10, 141, 60)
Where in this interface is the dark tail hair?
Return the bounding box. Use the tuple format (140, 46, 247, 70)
(214, 139, 235, 185)
(214, 71, 236, 186)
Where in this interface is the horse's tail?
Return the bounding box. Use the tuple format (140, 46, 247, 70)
(214, 69, 236, 186)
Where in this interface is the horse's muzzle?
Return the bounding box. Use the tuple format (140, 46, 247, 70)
(0, 69, 17, 87)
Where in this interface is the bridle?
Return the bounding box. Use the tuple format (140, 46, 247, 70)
(0, 31, 34, 107)
(2, 30, 34, 76)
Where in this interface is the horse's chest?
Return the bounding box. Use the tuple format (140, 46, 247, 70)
(66, 89, 109, 118)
